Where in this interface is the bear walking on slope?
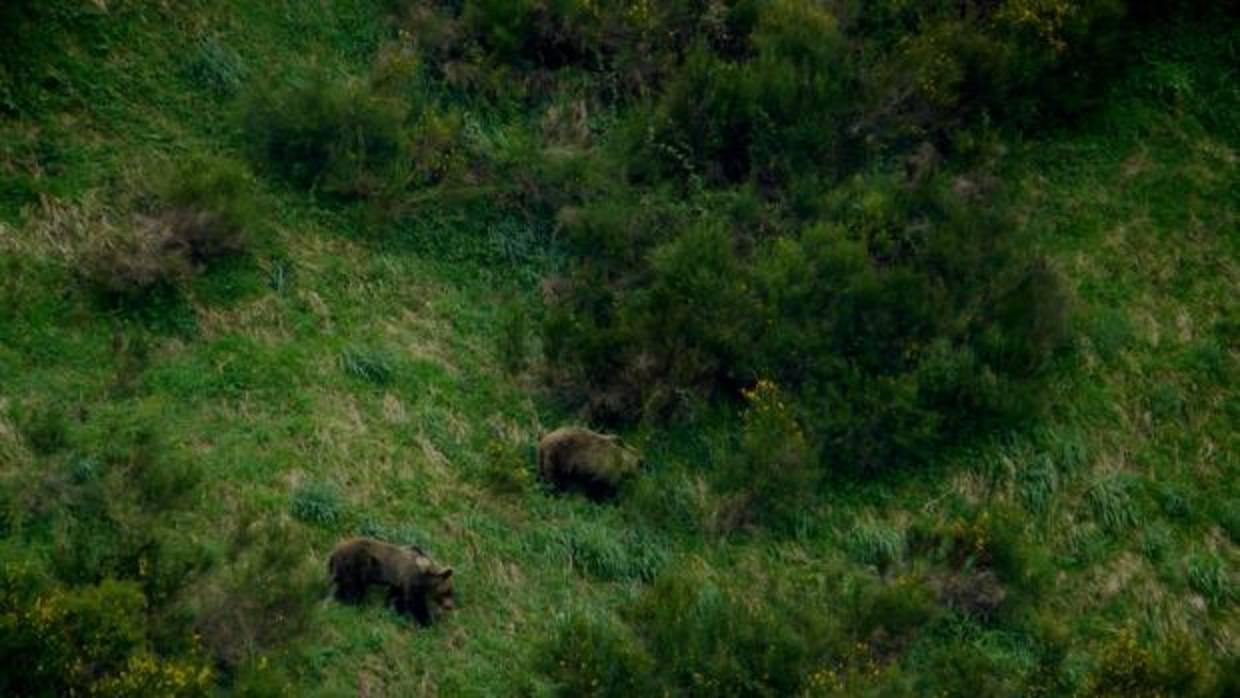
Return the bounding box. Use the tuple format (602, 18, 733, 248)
(328, 537, 455, 627)
(537, 426, 641, 502)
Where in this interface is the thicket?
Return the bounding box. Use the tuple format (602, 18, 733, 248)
(0, 404, 319, 696)
(377, 0, 1156, 481)
(267, 1, 1222, 494)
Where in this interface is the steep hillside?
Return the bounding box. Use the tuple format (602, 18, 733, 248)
(0, 2, 1235, 696)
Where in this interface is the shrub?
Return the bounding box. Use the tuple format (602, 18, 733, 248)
(536, 610, 657, 697)
(79, 156, 259, 299)
(643, 0, 850, 185)
(80, 211, 197, 298)
(482, 438, 534, 495)
(909, 506, 1052, 619)
(843, 576, 940, 655)
(1081, 629, 1221, 698)
(621, 563, 827, 697)
(545, 171, 1072, 478)
(21, 412, 211, 606)
(0, 545, 213, 698)
(717, 379, 818, 530)
(242, 64, 409, 198)
(191, 516, 322, 670)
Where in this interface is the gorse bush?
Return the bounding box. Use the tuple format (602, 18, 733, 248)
(718, 379, 817, 530)
(0, 410, 218, 697)
(1081, 628, 1223, 698)
(0, 551, 214, 698)
(536, 610, 656, 697)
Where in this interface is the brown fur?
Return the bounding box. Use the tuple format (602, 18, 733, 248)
(537, 427, 641, 501)
(327, 537, 455, 626)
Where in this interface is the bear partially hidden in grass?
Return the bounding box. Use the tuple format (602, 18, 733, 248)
(538, 427, 641, 501)
(328, 537, 455, 626)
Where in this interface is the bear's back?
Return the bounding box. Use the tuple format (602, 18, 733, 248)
(539, 427, 638, 485)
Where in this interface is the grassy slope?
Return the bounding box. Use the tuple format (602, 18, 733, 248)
(0, 2, 1235, 695)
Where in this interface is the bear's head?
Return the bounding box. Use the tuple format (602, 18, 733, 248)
(427, 567, 455, 611)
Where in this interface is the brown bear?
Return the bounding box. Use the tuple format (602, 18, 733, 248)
(327, 537, 455, 626)
(537, 426, 641, 501)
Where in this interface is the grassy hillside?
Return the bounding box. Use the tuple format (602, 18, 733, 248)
(1, 2, 1236, 696)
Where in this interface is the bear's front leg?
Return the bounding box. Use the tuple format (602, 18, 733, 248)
(400, 585, 433, 627)
(334, 579, 363, 603)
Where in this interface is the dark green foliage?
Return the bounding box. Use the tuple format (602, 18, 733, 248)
(242, 65, 409, 198)
(0, 411, 215, 697)
(1081, 629, 1223, 698)
(640, 2, 850, 185)
(536, 611, 657, 697)
(717, 380, 817, 531)
(192, 516, 323, 670)
(844, 576, 940, 647)
(12, 401, 70, 456)
(0, 548, 214, 698)
(547, 175, 1073, 476)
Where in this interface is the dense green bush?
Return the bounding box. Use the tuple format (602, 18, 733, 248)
(0, 410, 218, 697)
(536, 610, 657, 697)
(505, 3, 1080, 485)
(0, 551, 214, 698)
(1081, 629, 1223, 698)
(242, 65, 410, 197)
(190, 516, 322, 671)
(717, 379, 817, 530)
(545, 175, 1072, 475)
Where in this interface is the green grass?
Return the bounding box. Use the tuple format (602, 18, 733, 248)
(0, 2, 1236, 696)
